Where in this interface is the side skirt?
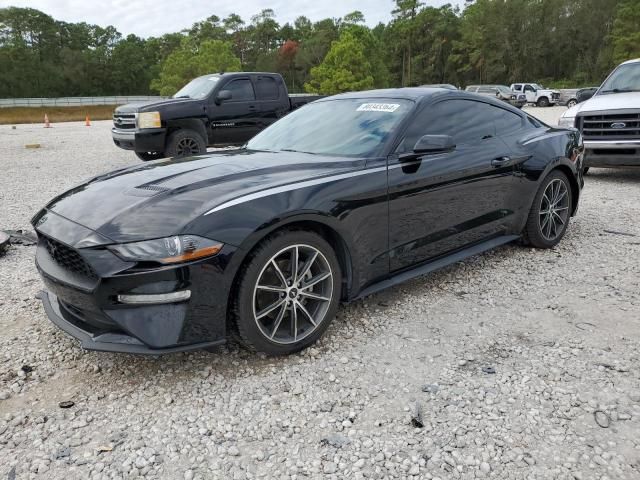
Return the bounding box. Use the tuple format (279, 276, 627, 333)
(352, 235, 520, 301)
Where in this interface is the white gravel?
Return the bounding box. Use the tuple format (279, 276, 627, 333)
(1, 112, 640, 479)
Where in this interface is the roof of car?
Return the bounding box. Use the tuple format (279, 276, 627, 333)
(620, 58, 640, 65)
(330, 87, 460, 100)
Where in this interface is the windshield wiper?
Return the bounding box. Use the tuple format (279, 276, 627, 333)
(281, 148, 317, 155)
(599, 88, 638, 94)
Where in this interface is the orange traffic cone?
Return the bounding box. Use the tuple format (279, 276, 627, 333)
(85, 115, 91, 127)
(44, 114, 52, 128)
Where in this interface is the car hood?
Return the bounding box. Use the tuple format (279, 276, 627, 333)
(43, 150, 365, 243)
(115, 97, 203, 114)
(570, 91, 640, 115)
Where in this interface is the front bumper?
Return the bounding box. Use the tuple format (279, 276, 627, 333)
(33, 211, 237, 354)
(583, 139, 640, 167)
(112, 127, 166, 153)
(36, 290, 225, 354)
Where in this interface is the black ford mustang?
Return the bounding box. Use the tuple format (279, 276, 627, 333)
(33, 88, 584, 355)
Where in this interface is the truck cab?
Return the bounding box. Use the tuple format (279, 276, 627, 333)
(112, 72, 322, 161)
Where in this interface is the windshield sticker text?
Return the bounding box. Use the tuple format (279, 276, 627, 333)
(357, 103, 401, 113)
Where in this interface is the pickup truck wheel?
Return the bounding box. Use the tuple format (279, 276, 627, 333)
(135, 151, 165, 162)
(567, 99, 577, 108)
(536, 97, 550, 107)
(166, 129, 206, 158)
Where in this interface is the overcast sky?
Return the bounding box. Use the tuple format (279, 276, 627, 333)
(0, 0, 465, 38)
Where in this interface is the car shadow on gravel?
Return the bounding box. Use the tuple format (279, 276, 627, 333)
(587, 167, 640, 183)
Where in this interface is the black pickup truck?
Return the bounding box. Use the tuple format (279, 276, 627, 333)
(112, 72, 323, 161)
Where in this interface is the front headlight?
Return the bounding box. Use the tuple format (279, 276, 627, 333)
(558, 116, 576, 128)
(510, 95, 516, 100)
(137, 111, 161, 129)
(108, 235, 223, 264)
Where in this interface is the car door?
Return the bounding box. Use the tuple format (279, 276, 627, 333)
(387, 98, 518, 271)
(208, 77, 261, 145)
(523, 84, 536, 103)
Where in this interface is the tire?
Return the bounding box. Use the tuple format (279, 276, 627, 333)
(523, 170, 573, 249)
(583, 167, 590, 175)
(165, 129, 206, 158)
(536, 97, 550, 108)
(135, 151, 165, 162)
(567, 99, 577, 108)
(233, 230, 342, 355)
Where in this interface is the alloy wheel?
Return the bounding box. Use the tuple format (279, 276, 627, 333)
(252, 244, 333, 345)
(539, 178, 570, 241)
(176, 137, 200, 156)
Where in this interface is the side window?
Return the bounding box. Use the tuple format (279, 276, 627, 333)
(513, 84, 522, 92)
(398, 99, 496, 152)
(255, 76, 279, 100)
(487, 105, 524, 135)
(524, 84, 535, 92)
(225, 79, 255, 102)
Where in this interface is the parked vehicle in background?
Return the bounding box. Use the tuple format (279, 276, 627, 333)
(576, 87, 598, 104)
(510, 83, 560, 107)
(420, 84, 458, 90)
(34, 88, 582, 355)
(112, 72, 323, 161)
(559, 89, 579, 107)
(465, 85, 526, 108)
(559, 58, 640, 170)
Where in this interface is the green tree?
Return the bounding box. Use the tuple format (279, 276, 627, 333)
(305, 31, 374, 94)
(150, 39, 241, 96)
(610, 0, 640, 64)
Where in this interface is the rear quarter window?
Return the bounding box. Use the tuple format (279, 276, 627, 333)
(255, 76, 279, 100)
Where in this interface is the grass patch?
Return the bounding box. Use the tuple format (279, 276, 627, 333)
(0, 105, 117, 125)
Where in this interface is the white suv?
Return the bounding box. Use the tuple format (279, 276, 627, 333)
(559, 58, 640, 170)
(510, 83, 561, 107)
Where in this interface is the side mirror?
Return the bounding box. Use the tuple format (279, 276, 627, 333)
(215, 90, 232, 104)
(401, 135, 456, 160)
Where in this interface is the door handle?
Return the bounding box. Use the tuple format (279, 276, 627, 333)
(248, 105, 258, 111)
(491, 156, 511, 167)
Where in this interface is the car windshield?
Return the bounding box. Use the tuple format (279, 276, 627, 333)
(496, 86, 512, 93)
(532, 84, 544, 90)
(599, 63, 640, 94)
(173, 75, 220, 99)
(246, 98, 413, 157)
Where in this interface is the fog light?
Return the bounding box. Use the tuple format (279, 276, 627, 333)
(117, 290, 191, 305)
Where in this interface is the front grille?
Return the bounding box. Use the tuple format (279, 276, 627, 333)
(113, 113, 136, 130)
(43, 236, 97, 280)
(580, 112, 640, 140)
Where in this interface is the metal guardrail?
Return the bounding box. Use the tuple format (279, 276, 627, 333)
(0, 96, 167, 108)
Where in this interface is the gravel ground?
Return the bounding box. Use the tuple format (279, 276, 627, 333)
(1, 109, 640, 480)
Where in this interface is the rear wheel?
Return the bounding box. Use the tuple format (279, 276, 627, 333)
(135, 151, 165, 162)
(537, 97, 550, 107)
(233, 230, 342, 355)
(523, 170, 572, 248)
(166, 129, 206, 158)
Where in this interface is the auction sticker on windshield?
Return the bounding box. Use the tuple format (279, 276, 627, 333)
(357, 103, 401, 113)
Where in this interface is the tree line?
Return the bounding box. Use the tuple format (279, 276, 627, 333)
(0, 0, 638, 98)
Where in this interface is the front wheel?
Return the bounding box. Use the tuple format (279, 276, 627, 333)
(233, 230, 342, 355)
(135, 151, 165, 162)
(523, 170, 572, 248)
(165, 129, 206, 158)
(567, 99, 577, 108)
(537, 97, 550, 107)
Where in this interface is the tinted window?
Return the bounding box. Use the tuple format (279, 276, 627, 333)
(524, 84, 535, 92)
(225, 79, 255, 101)
(255, 76, 279, 100)
(398, 99, 523, 151)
